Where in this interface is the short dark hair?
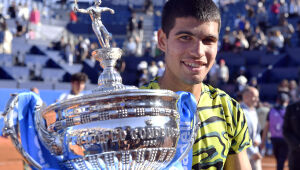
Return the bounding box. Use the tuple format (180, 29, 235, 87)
(71, 72, 87, 83)
(161, 0, 221, 37)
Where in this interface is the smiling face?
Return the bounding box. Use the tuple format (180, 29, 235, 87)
(158, 17, 219, 87)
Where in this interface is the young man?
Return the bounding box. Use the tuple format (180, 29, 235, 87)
(58, 72, 88, 101)
(141, 0, 252, 169)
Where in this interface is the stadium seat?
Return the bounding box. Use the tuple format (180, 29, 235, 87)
(12, 37, 31, 54)
(269, 67, 299, 82)
(25, 54, 49, 69)
(217, 52, 246, 67)
(0, 54, 13, 66)
(41, 68, 66, 83)
(287, 48, 300, 65)
(248, 66, 266, 78)
(45, 50, 64, 64)
(260, 53, 285, 66)
(60, 63, 83, 75)
(241, 50, 262, 66)
(259, 83, 278, 102)
(1, 66, 30, 82)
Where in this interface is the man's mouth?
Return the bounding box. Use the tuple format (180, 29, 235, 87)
(184, 62, 200, 68)
(182, 61, 207, 69)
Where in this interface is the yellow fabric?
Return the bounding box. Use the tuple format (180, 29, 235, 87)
(141, 79, 251, 170)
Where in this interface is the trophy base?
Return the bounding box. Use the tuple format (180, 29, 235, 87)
(64, 148, 176, 170)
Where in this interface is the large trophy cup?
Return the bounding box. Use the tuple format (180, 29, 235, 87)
(2, 1, 199, 169)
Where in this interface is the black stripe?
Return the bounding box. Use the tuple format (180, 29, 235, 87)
(193, 147, 216, 157)
(239, 126, 250, 150)
(197, 104, 222, 112)
(237, 108, 241, 123)
(199, 116, 226, 129)
(231, 99, 238, 108)
(219, 93, 227, 97)
(192, 161, 223, 170)
(223, 132, 229, 141)
(194, 132, 226, 157)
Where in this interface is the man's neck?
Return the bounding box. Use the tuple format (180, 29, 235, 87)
(243, 102, 255, 110)
(158, 76, 202, 102)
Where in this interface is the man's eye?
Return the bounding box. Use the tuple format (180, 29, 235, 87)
(179, 36, 191, 41)
(203, 38, 216, 44)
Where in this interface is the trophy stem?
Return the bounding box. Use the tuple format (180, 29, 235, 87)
(92, 47, 127, 92)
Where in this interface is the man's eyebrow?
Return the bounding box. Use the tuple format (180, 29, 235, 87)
(206, 34, 219, 41)
(175, 31, 194, 36)
(175, 31, 219, 40)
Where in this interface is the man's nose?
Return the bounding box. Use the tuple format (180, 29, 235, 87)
(190, 40, 205, 58)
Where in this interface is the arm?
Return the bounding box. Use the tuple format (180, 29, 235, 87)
(100, 7, 115, 14)
(254, 121, 262, 146)
(224, 150, 251, 170)
(260, 121, 269, 149)
(226, 103, 252, 169)
(73, 5, 89, 14)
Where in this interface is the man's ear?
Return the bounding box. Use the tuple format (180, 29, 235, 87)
(157, 29, 167, 52)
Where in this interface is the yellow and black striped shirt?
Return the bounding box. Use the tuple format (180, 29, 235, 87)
(141, 79, 251, 170)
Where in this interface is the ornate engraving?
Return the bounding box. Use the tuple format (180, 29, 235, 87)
(118, 109, 128, 118)
(136, 108, 145, 116)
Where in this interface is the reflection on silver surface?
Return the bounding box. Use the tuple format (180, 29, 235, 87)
(35, 89, 180, 169)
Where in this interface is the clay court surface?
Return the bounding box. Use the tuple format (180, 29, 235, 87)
(0, 137, 289, 170)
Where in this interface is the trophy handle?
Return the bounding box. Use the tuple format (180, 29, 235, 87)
(2, 94, 42, 169)
(176, 110, 200, 163)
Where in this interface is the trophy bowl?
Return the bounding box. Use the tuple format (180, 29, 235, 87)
(33, 47, 183, 169)
(36, 88, 180, 169)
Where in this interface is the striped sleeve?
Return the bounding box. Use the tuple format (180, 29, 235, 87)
(228, 101, 252, 154)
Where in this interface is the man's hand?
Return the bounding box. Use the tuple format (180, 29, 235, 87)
(251, 153, 262, 161)
(253, 141, 260, 147)
(259, 143, 265, 150)
(110, 9, 115, 14)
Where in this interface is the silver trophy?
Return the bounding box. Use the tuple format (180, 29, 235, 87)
(2, 1, 200, 169)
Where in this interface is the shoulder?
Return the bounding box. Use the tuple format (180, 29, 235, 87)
(140, 77, 160, 89)
(201, 84, 238, 108)
(201, 84, 245, 130)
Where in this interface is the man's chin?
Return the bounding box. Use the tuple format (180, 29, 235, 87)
(183, 78, 203, 85)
